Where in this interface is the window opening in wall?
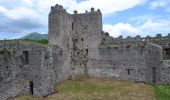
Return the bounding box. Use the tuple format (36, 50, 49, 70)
(148, 50, 151, 54)
(86, 49, 88, 54)
(72, 23, 74, 30)
(60, 50, 63, 56)
(73, 60, 76, 65)
(127, 69, 133, 75)
(29, 81, 34, 95)
(5, 65, 8, 70)
(81, 38, 84, 42)
(77, 52, 80, 55)
(107, 47, 111, 49)
(0, 77, 2, 81)
(74, 39, 78, 43)
(84, 26, 88, 30)
(23, 51, 29, 65)
(126, 45, 130, 48)
(152, 67, 156, 83)
(164, 48, 170, 60)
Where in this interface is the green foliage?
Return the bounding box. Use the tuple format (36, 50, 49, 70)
(0, 48, 11, 56)
(151, 39, 170, 46)
(164, 56, 170, 60)
(37, 39, 48, 45)
(154, 85, 170, 100)
(0, 49, 5, 55)
(22, 39, 48, 45)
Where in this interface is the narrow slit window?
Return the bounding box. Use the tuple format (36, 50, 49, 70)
(77, 52, 80, 55)
(152, 67, 156, 83)
(81, 38, 84, 42)
(60, 50, 63, 56)
(29, 81, 34, 95)
(127, 69, 133, 75)
(72, 23, 74, 30)
(86, 49, 88, 54)
(23, 51, 29, 65)
(148, 50, 151, 54)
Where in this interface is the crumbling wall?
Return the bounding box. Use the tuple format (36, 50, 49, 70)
(0, 47, 30, 100)
(71, 10, 102, 79)
(144, 43, 163, 84)
(0, 41, 62, 99)
(0, 79, 30, 100)
(87, 42, 163, 84)
(48, 4, 74, 81)
(48, 4, 103, 80)
(88, 44, 146, 82)
(159, 60, 170, 84)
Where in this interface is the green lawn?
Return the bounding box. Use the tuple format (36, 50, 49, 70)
(154, 85, 170, 100)
(13, 79, 156, 100)
(12, 80, 170, 100)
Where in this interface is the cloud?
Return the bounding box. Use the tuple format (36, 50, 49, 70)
(65, 0, 147, 14)
(104, 15, 170, 37)
(150, 1, 166, 9)
(149, 0, 170, 12)
(1, 0, 170, 39)
(103, 24, 141, 37)
(0, 0, 147, 39)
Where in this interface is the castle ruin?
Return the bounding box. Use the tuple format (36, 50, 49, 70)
(0, 4, 170, 100)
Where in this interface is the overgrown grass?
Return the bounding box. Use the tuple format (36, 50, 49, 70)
(20, 39, 48, 45)
(154, 85, 170, 100)
(0, 39, 48, 45)
(13, 80, 156, 100)
(36, 39, 48, 45)
(48, 80, 155, 100)
(12, 95, 38, 100)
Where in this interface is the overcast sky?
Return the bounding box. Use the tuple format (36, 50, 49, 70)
(0, 0, 170, 39)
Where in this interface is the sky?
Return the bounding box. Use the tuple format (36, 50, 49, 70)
(0, 0, 170, 40)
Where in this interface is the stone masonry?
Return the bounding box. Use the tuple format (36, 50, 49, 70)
(0, 4, 170, 100)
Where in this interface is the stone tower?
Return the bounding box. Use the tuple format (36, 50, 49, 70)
(48, 4, 103, 78)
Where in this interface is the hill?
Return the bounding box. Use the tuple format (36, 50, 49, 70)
(21, 32, 48, 40)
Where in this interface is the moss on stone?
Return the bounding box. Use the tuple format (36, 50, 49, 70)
(0, 48, 11, 56)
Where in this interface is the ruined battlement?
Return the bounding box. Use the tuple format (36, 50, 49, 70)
(1, 4, 170, 100)
(50, 4, 65, 12)
(48, 4, 102, 50)
(50, 4, 101, 16)
(72, 7, 101, 15)
(101, 30, 170, 48)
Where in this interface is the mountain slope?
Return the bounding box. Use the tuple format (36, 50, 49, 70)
(21, 32, 48, 40)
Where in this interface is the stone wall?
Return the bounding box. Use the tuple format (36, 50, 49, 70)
(1, 3, 170, 100)
(159, 60, 170, 84)
(71, 10, 102, 79)
(48, 4, 167, 85)
(0, 41, 63, 99)
(89, 45, 146, 81)
(48, 4, 74, 81)
(48, 4, 103, 79)
(145, 43, 163, 84)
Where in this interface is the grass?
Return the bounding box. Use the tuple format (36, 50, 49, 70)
(12, 95, 38, 100)
(0, 39, 48, 45)
(13, 79, 156, 100)
(154, 85, 170, 100)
